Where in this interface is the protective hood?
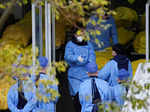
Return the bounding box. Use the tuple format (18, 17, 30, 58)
(113, 55, 129, 70)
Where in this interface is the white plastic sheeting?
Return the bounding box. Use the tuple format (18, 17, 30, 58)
(122, 63, 150, 112)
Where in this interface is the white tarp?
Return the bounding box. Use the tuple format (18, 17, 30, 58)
(122, 63, 150, 112)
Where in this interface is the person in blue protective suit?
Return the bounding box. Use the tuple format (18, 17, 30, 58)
(111, 68, 130, 107)
(7, 74, 37, 112)
(86, 10, 118, 51)
(98, 44, 132, 86)
(64, 27, 96, 112)
(79, 62, 112, 112)
(32, 56, 59, 112)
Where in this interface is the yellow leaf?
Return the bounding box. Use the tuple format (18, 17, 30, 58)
(95, 38, 99, 44)
(76, 30, 81, 35)
(96, 30, 101, 35)
(111, 11, 117, 15)
(56, 15, 59, 20)
(91, 20, 96, 26)
(85, 95, 90, 102)
(43, 96, 49, 103)
(100, 1, 109, 5)
(0, 4, 6, 8)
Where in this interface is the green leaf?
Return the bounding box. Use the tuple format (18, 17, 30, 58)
(0, 4, 6, 9)
(91, 20, 96, 26)
(128, 0, 135, 4)
(23, 0, 28, 5)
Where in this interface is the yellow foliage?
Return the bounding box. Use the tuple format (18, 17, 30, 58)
(1, 10, 66, 49)
(76, 30, 82, 35)
(117, 27, 135, 45)
(133, 31, 145, 54)
(96, 30, 101, 35)
(1, 12, 32, 47)
(91, 20, 96, 26)
(131, 59, 146, 76)
(55, 21, 66, 47)
(0, 76, 16, 109)
(0, 44, 37, 110)
(38, 20, 66, 49)
(113, 7, 138, 27)
(95, 47, 113, 69)
(0, 44, 24, 77)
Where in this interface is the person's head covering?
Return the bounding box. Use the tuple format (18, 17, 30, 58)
(38, 56, 48, 68)
(118, 69, 130, 80)
(72, 22, 84, 34)
(71, 24, 87, 46)
(86, 62, 98, 73)
(112, 44, 125, 55)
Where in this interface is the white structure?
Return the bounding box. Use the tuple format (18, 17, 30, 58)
(122, 1, 150, 111)
(146, 0, 150, 62)
(32, 0, 56, 70)
(122, 63, 150, 112)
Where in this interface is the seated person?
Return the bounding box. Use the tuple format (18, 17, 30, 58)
(98, 44, 132, 86)
(64, 27, 96, 112)
(111, 67, 130, 107)
(86, 10, 118, 51)
(33, 56, 59, 112)
(7, 74, 37, 112)
(79, 62, 112, 112)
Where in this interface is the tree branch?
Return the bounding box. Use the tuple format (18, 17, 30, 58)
(0, 0, 17, 33)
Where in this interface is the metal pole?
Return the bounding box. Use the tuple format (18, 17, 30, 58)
(52, 7, 56, 62)
(48, 3, 52, 63)
(32, 3, 36, 74)
(39, 6, 43, 56)
(45, 1, 48, 58)
(146, 3, 149, 62)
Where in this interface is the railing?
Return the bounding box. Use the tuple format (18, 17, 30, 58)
(146, 0, 150, 62)
(32, 1, 56, 71)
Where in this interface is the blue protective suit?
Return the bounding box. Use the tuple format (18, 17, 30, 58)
(86, 15, 118, 51)
(98, 60, 132, 87)
(7, 81, 37, 112)
(32, 73, 59, 112)
(111, 84, 127, 106)
(79, 78, 112, 112)
(64, 41, 96, 96)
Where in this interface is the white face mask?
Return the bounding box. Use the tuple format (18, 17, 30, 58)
(76, 36, 83, 42)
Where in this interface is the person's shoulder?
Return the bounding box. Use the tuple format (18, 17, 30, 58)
(128, 58, 131, 63)
(9, 83, 18, 91)
(66, 41, 76, 47)
(107, 59, 118, 66)
(39, 74, 49, 80)
(105, 16, 115, 23)
(88, 15, 98, 22)
(12, 83, 18, 88)
(66, 41, 73, 45)
(108, 15, 114, 20)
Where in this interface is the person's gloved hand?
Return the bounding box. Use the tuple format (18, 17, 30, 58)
(77, 56, 84, 62)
